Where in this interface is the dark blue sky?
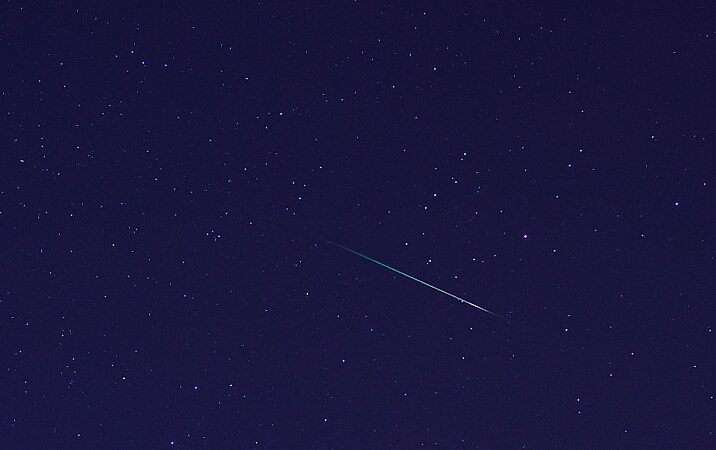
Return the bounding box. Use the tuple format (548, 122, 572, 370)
(2, 1, 714, 448)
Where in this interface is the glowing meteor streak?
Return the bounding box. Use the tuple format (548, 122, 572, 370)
(317, 235, 507, 320)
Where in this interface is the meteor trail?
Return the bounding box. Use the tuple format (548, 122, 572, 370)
(314, 234, 507, 320)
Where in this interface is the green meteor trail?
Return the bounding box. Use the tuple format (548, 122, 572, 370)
(318, 235, 507, 320)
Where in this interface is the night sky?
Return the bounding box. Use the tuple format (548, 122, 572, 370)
(3, 1, 715, 448)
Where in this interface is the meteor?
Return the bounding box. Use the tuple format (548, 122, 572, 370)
(315, 234, 507, 321)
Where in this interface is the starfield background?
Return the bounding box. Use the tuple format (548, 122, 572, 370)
(2, 1, 714, 448)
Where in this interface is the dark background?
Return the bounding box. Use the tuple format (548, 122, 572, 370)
(2, 1, 714, 448)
